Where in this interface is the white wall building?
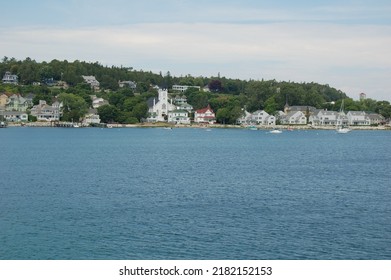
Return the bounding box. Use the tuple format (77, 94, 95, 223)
(280, 111, 307, 125)
(168, 110, 191, 124)
(347, 111, 370, 126)
(148, 89, 176, 122)
(172, 85, 200, 93)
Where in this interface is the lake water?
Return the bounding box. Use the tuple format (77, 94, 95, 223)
(1, 127, 390, 259)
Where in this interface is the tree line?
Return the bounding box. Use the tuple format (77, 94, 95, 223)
(1, 57, 391, 123)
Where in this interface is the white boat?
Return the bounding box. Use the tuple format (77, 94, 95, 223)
(336, 99, 351, 133)
(269, 128, 282, 134)
(336, 126, 351, 133)
(73, 124, 80, 128)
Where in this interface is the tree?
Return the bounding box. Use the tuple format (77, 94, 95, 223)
(131, 102, 148, 121)
(208, 80, 223, 92)
(58, 93, 88, 122)
(97, 104, 119, 123)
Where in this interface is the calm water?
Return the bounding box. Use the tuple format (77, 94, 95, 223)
(1, 127, 390, 260)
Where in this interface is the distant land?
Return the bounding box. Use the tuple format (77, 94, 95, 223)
(1, 57, 390, 125)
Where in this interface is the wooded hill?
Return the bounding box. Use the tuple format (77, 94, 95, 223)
(1, 57, 390, 123)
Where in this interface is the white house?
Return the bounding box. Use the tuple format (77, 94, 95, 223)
(148, 88, 176, 122)
(237, 110, 252, 125)
(311, 110, 339, 126)
(367, 113, 385, 125)
(168, 110, 191, 124)
(83, 109, 101, 125)
(30, 100, 61, 121)
(91, 96, 109, 108)
(172, 85, 200, 93)
(0, 111, 28, 122)
(2, 71, 18, 84)
(250, 110, 276, 126)
(347, 111, 370, 126)
(280, 111, 307, 125)
(82, 75, 100, 91)
(194, 104, 216, 124)
(118, 80, 137, 89)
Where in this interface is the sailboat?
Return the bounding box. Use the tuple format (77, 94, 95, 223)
(336, 100, 351, 133)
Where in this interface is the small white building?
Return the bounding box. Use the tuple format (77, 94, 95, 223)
(194, 104, 216, 124)
(119, 80, 137, 89)
(83, 109, 101, 125)
(250, 110, 276, 126)
(237, 110, 252, 125)
(172, 85, 200, 93)
(91, 96, 109, 109)
(0, 111, 28, 122)
(280, 111, 307, 125)
(311, 110, 339, 126)
(82, 75, 100, 91)
(347, 111, 370, 126)
(2, 71, 18, 84)
(168, 110, 191, 124)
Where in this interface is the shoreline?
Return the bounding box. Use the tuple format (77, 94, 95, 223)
(5, 122, 391, 130)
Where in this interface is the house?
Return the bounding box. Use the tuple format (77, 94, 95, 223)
(250, 110, 276, 126)
(91, 96, 109, 108)
(280, 111, 307, 125)
(6, 94, 29, 112)
(176, 102, 193, 112)
(82, 75, 100, 91)
(237, 110, 252, 125)
(172, 85, 200, 93)
(83, 108, 101, 125)
(147, 88, 176, 122)
(173, 95, 188, 104)
(347, 111, 370, 126)
(118, 80, 137, 90)
(30, 100, 61, 121)
(0, 111, 28, 122)
(168, 110, 191, 124)
(367, 113, 385, 125)
(2, 71, 18, 84)
(194, 104, 216, 124)
(310, 110, 339, 126)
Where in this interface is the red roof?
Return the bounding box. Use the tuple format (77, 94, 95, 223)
(196, 104, 214, 114)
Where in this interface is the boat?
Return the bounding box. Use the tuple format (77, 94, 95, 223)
(336, 126, 350, 133)
(73, 124, 80, 128)
(247, 125, 257, 130)
(0, 121, 7, 128)
(269, 128, 282, 134)
(336, 100, 351, 133)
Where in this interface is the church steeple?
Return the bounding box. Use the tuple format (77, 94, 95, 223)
(284, 94, 290, 114)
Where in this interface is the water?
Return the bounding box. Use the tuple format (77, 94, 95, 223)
(1, 127, 390, 259)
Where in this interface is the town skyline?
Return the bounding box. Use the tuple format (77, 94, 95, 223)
(1, 0, 390, 102)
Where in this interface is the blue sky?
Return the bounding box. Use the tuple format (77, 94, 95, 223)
(1, 0, 391, 101)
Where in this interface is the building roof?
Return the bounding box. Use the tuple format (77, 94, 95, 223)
(196, 104, 214, 114)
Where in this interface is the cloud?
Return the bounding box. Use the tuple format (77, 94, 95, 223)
(1, 20, 390, 100)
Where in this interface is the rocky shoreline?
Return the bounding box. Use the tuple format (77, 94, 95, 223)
(6, 122, 391, 130)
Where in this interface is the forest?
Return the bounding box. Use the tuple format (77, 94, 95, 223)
(1, 57, 391, 124)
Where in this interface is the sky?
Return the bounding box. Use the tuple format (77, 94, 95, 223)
(1, 0, 391, 101)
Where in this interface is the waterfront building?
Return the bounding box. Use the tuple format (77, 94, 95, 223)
(168, 110, 191, 124)
(346, 111, 370, 126)
(30, 100, 61, 121)
(194, 104, 216, 124)
(147, 88, 176, 122)
(83, 108, 101, 125)
(0, 111, 28, 122)
(250, 110, 276, 126)
(280, 111, 307, 125)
